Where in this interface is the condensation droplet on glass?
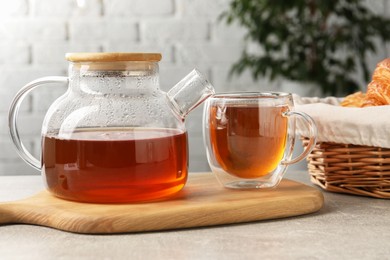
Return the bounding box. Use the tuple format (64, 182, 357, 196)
(136, 76, 142, 89)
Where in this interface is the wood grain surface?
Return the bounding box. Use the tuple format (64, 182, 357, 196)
(0, 172, 324, 234)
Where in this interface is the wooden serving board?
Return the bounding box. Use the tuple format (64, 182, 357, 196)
(0, 173, 323, 234)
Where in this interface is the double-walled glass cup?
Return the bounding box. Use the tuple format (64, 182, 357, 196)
(203, 92, 317, 189)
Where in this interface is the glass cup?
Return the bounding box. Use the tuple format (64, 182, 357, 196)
(203, 92, 317, 189)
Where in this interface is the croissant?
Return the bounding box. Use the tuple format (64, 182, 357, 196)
(340, 91, 365, 107)
(362, 58, 390, 107)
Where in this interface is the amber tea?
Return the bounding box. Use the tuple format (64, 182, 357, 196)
(42, 128, 188, 203)
(209, 104, 288, 178)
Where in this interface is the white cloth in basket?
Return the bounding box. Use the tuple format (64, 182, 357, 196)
(293, 95, 390, 149)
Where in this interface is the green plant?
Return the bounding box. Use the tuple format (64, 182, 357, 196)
(222, 0, 390, 96)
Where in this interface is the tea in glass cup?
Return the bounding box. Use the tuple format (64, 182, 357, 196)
(203, 92, 317, 189)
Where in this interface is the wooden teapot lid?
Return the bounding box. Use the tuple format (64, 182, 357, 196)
(65, 53, 162, 62)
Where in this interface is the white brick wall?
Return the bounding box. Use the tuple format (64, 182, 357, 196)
(0, 0, 388, 175)
(104, 0, 174, 16)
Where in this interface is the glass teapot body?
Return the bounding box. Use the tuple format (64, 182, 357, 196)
(45, 58, 185, 138)
(9, 53, 214, 203)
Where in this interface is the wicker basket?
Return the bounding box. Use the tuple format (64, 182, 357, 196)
(302, 138, 390, 199)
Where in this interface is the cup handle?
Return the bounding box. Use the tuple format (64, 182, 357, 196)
(281, 111, 317, 165)
(8, 76, 68, 171)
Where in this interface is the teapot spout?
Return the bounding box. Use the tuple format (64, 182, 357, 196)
(167, 69, 215, 119)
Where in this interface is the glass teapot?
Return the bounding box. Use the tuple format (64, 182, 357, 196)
(9, 53, 214, 203)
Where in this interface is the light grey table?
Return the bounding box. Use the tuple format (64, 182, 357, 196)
(0, 171, 389, 260)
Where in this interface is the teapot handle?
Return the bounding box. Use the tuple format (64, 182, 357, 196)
(8, 76, 68, 171)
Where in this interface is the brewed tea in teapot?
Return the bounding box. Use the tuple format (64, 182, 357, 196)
(9, 53, 214, 203)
